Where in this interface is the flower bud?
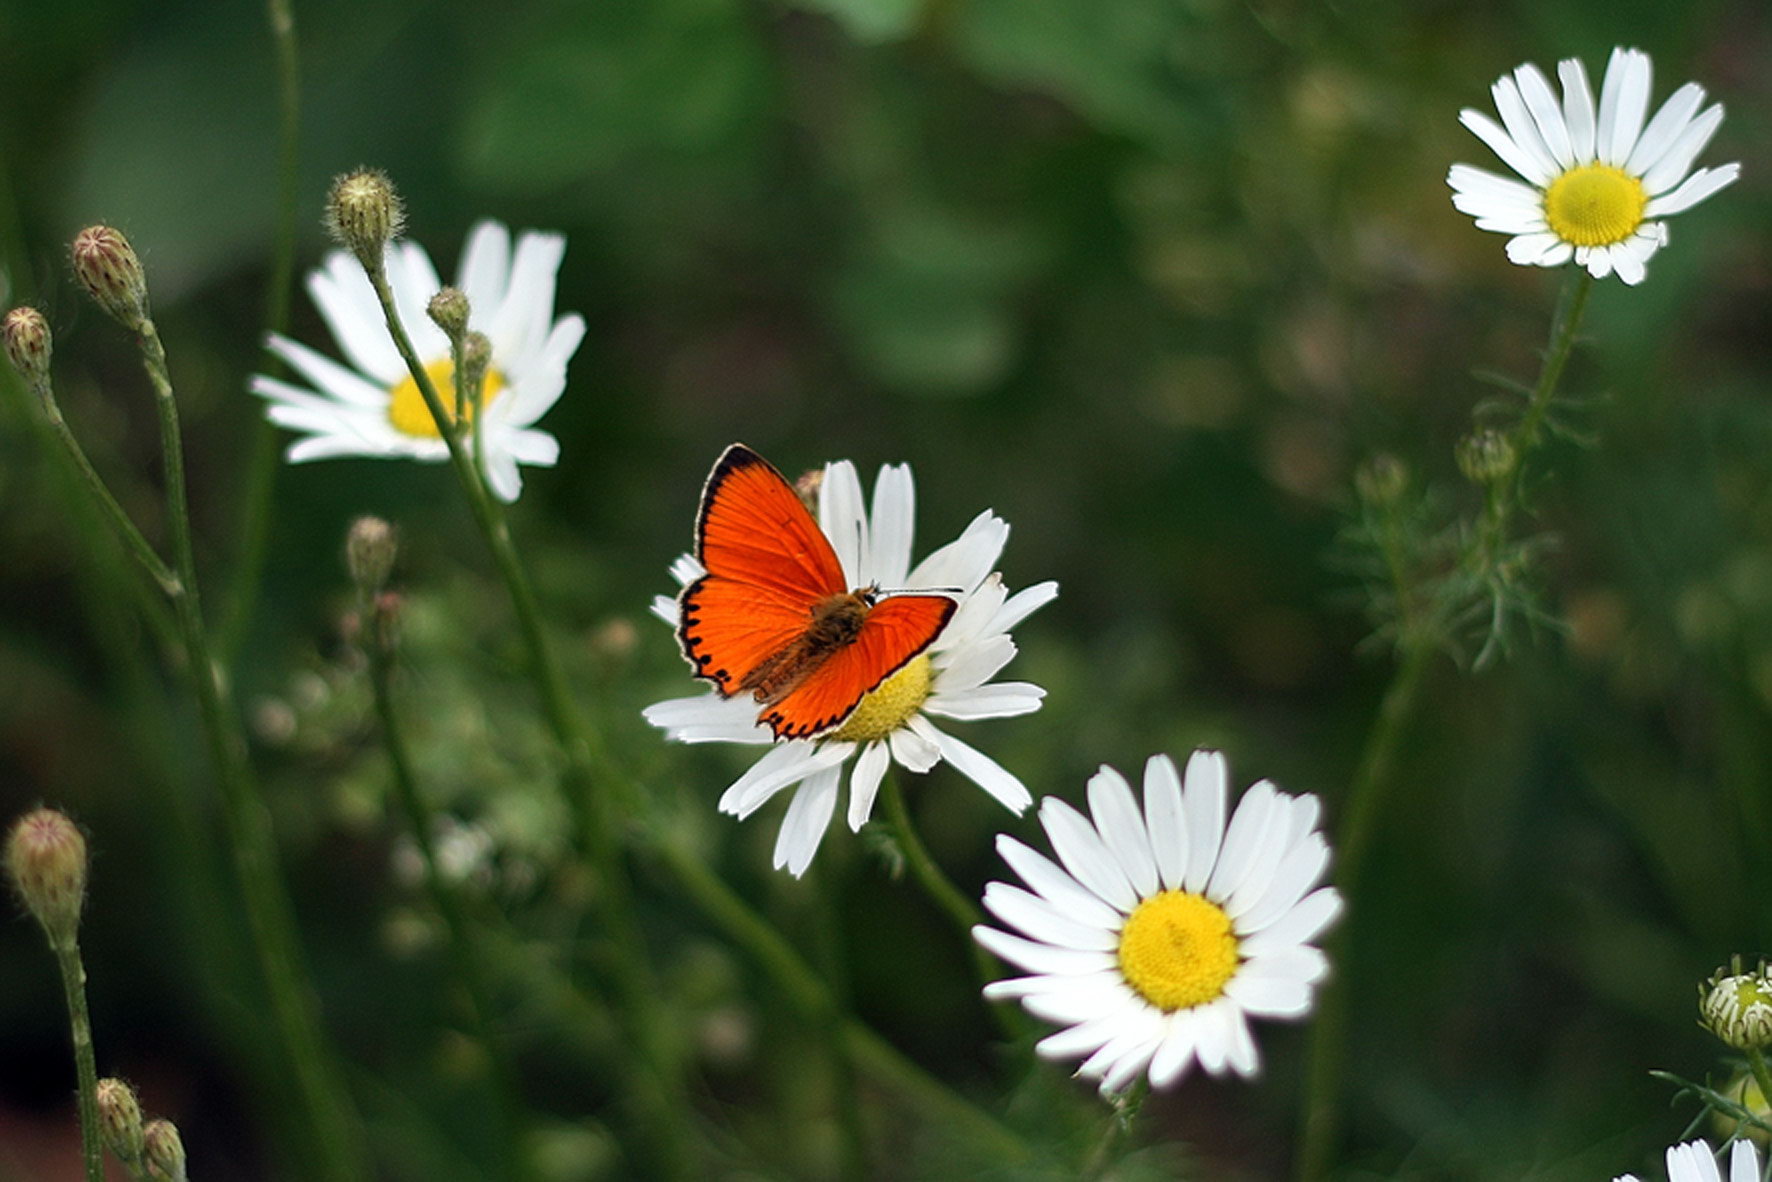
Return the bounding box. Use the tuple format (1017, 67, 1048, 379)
(1456, 429, 1516, 486)
(2, 306, 52, 393)
(142, 1118, 187, 1182)
(345, 516, 398, 595)
(427, 286, 470, 341)
(5, 808, 88, 948)
(326, 169, 404, 271)
(1702, 963, 1772, 1052)
(793, 468, 824, 515)
(1354, 453, 1407, 507)
(460, 331, 492, 403)
(96, 1078, 146, 1166)
(71, 227, 150, 333)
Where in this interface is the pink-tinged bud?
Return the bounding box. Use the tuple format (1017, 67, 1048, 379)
(2, 306, 52, 393)
(345, 516, 398, 594)
(142, 1118, 187, 1182)
(326, 169, 403, 271)
(71, 226, 150, 332)
(96, 1078, 146, 1165)
(4, 808, 88, 947)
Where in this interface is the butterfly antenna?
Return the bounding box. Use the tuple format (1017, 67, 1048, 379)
(876, 585, 965, 599)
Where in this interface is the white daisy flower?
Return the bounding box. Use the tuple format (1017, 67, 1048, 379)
(1448, 47, 1740, 285)
(250, 220, 587, 502)
(973, 750, 1342, 1095)
(1615, 1139, 1760, 1182)
(643, 457, 1058, 878)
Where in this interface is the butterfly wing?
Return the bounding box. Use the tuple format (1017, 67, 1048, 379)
(760, 594, 956, 740)
(678, 444, 848, 695)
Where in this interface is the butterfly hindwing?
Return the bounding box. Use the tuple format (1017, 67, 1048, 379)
(760, 594, 956, 740)
(679, 444, 848, 694)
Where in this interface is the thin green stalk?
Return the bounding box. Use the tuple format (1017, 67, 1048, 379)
(1297, 267, 1597, 1181)
(1081, 1080, 1146, 1179)
(52, 940, 103, 1182)
(360, 264, 692, 1177)
(649, 832, 1035, 1164)
(1749, 1050, 1772, 1124)
(135, 319, 370, 1182)
(217, 0, 303, 662)
(365, 604, 531, 1180)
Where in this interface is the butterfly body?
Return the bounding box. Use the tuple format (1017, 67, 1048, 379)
(678, 445, 955, 740)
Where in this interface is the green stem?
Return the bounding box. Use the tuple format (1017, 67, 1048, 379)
(217, 0, 303, 663)
(1080, 1080, 1145, 1179)
(1748, 1050, 1772, 1124)
(649, 833, 1034, 1164)
(361, 263, 691, 1177)
(52, 940, 103, 1182)
(879, 774, 982, 934)
(366, 608, 531, 1180)
(136, 319, 370, 1182)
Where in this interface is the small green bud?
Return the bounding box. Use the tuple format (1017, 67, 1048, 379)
(1701, 962, 1772, 1052)
(326, 169, 404, 271)
(142, 1118, 188, 1182)
(2, 306, 52, 394)
(345, 516, 398, 595)
(1354, 453, 1408, 507)
(96, 1078, 146, 1166)
(460, 331, 492, 403)
(1456, 429, 1516, 486)
(427, 286, 471, 341)
(5, 808, 88, 948)
(71, 226, 150, 333)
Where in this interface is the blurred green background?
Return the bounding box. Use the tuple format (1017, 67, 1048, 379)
(1, 0, 1769, 1177)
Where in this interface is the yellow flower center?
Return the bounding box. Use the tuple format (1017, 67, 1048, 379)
(829, 654, 933, 743)
(1117, 890, 1240, 1012)
(386, 359, 505, 439)
(1543, 164, 1648, 247)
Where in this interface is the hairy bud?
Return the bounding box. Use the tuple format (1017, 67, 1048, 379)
(143, 1118, 187, 1182)
(2, 306, 52, 394)
(96, 1078, 146, 1166)
(345, 516, 398, 595)
(1456, 429, 1516, 486)
(5, 808, 88, 948)
(460, 331, 492, 405)
(427, 286, 470, 341)
(71, 227, 150, 332)
(326, 169, 403, 271)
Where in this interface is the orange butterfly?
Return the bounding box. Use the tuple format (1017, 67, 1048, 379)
(678, 444, 957, 741)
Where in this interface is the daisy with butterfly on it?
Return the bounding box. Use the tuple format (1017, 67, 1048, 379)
(645, 444, 1058, 878)
(250, 217, 586, 503)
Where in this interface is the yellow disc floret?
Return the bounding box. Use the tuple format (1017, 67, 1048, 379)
(387, 358, 505, 439)
(830, 654, 933, 743)
(1543, 164, 1648, 247)
(1117, 890, 1240, 1012)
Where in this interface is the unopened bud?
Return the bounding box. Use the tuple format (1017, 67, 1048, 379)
(1354, 454, 1407, 507)
(142, 1118, 187, 1182)
(1456, 429, 1516, 486)
(326, 169, 403, 271)
(460, 331, 491, 404)
(5, 808, 88, 947)
(96, 1078, 145, 1166)
(71, 227, 150, 332)
(345, 516, 398, 594)
(2, 306, 52, 393)
(427, 286, 470, 341)
(1702, 962, 1772, 1052)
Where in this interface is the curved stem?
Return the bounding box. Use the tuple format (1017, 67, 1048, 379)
(137, 319, 369, 1182)
(217, 0, 303, 662)
(879, 774, 982, 934)
(1749, 1049, 1772, 1127)
(366, 608, 531, 1180)
(361, 264, 692, 1177)
(52, 940, 103, 1182)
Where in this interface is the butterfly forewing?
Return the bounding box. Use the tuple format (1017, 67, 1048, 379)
(680, 445, 849, 694)
(761, 594, 956, 740)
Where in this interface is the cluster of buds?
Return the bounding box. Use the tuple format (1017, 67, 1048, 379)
(1702, 960, 1772, 1053)
(95, 1078, 188, 1180)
